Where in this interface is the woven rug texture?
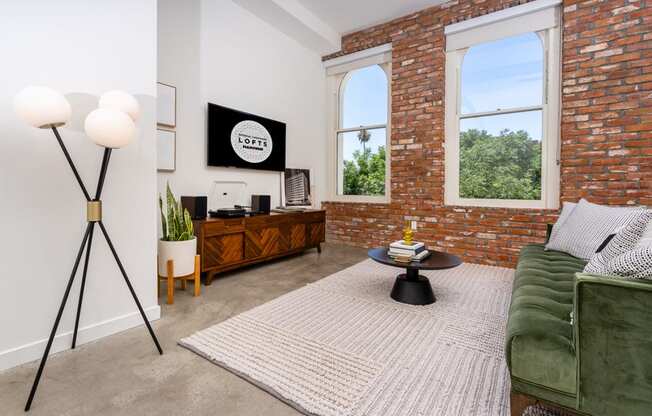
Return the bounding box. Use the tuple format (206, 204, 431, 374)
(180, 259, 515, 416)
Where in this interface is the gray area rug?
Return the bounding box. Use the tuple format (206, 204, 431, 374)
(180, 259, 515, 416)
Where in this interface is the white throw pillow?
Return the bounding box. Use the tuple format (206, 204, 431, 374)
(545, 199, 645, 260)
(546, 201, 576, 245)
(584, 210, 652, 274)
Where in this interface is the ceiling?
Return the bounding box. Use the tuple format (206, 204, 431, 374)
(232, 0, 448, 55)
(298, 0, 448, 34)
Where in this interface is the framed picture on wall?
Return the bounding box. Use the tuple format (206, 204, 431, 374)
(157, 82, 176, 127)
(284, 168, 312, 207)
(157, 129, 176, 172)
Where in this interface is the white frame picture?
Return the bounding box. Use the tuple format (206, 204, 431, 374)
(157, 82, 176, 127)
(157, 129, 176, 172)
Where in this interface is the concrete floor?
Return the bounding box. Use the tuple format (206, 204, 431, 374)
(0, 243, 368, 416)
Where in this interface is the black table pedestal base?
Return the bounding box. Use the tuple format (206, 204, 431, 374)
(390, 268, 436, 305)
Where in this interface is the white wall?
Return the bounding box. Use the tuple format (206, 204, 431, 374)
(157, 0, 327, 210)
(0, 0, 159, 371)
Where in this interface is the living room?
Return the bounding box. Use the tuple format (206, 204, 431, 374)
(1, 0, 650, 415)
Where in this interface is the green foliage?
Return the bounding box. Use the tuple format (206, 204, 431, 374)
(459, 128, 541, 200)
(343, 146, 386, 196)
(159, 183, 194, 241)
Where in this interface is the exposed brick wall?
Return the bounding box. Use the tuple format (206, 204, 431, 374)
(322, 0, 652, 268)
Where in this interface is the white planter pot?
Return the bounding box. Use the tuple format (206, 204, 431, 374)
(158, 237, 197, 277)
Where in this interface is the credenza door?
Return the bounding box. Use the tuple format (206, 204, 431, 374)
(244, 216, 288, 259)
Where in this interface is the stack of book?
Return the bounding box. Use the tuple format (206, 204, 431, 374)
(388, 240, 430, 262)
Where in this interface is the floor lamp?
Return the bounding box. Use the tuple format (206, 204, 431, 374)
(14, 86, 163, 411)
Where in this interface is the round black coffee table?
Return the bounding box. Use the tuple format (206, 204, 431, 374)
(368, 247, 462, 305)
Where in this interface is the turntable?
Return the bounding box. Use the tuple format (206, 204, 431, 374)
(208, 207, 246, 218)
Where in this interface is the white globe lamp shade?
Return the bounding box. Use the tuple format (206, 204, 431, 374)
(84, 108, 136, 149)
(14, 86, 72, 129)
(98, 90, 140, 122)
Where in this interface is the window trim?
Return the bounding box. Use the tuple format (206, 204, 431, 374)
(325, 52, 392, 204)
(444, 23, 561, 210)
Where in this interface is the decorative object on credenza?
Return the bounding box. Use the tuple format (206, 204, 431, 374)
(156, 128, 176, 171)
(284, 168, 312, 207)
(156, 82, 176, 127)
(14, 86, 163, 412)
(158, 183, 197, 282)
(181, 196, 208, 220)
(251, 194, 271, 214)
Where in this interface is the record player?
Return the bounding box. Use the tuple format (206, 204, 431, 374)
(208, 207, 247, 218)
(208, 205, 267, 218)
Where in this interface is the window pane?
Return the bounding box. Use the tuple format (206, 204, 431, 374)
(459, 111, 542, 200)
(341, 65, 388, 128)
(338, 128, 386, 196)
(461, 32, 543, 115)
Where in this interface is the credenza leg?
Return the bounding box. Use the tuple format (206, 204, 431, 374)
(317, 244, 322, 253)
(205, 271, 216, 286)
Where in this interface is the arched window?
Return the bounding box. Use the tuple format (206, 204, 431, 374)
(445, 22, 561, 209)
(335, 64, 390, 198)
(324, 46, 392, 202)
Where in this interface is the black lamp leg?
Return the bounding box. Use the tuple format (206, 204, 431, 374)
(71, 223, 95, 349)
(51, 127, 91, 202)
(97, 221, 163, 355)
(25, 224, 93, 412)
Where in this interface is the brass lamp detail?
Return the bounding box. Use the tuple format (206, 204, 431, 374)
(86, 200, 102, 222)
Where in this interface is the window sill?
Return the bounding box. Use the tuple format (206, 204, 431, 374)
(445, 197, 557, 210)
(324, 195, 390, 204)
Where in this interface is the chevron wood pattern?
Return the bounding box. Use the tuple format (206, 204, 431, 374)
(195, 211, 325, 284)
(308, 222, 325, 247)
(204, 233, 244, 268)
(290, 224, 307, 249)
(245, 227, 282, 259)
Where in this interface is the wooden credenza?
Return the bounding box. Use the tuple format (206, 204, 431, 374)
(193, 210, 325, 285)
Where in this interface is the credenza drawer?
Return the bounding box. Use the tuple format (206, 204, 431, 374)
(203, 219, 244, 237)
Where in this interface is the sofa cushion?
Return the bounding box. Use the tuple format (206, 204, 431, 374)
(506, 244, 586, 398)
(584, 210, 652, 275)
(545, 198, 644, 260)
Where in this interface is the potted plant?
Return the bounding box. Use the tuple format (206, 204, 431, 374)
(158, 183, 196, 277)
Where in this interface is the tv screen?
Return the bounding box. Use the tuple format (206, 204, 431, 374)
(207, 103, 286, 172)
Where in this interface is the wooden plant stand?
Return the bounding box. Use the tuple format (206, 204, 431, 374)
(158, 255, 201, 305)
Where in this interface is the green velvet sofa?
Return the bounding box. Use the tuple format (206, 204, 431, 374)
(506, 243, 652, 416)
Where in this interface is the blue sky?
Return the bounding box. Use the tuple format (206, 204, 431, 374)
(339, 32, 544, 161)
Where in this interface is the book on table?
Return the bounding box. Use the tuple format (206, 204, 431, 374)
(388, 248, 430, 262)
(390, 240, 425, 251)
(389, 240, 425, 255)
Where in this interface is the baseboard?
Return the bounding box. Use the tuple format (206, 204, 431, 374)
(0, 305, 161, 372)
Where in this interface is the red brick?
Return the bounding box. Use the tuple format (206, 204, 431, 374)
(322, 0, 652, 269)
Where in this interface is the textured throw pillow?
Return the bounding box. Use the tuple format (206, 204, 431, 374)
(546, 201, 576, 245)
(601, 247, 652, 280)
(545, 199, 645, 260)
(639, 220, 652, 248)
(584, 210, 652, 274)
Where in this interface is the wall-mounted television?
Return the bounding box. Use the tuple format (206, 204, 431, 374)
(207, 103, 286, 172)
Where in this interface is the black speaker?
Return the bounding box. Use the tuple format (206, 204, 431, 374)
(181, 196, 208, 220)
(251, 194, 271, 214)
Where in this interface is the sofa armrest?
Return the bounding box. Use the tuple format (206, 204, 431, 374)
(574, 273, 652, 416)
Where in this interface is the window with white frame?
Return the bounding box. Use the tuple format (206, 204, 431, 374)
(324, 45, 391, 203)
(444, 0, 562, 209)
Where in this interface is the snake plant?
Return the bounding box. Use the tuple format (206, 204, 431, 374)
(159, 183, 194, 241)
